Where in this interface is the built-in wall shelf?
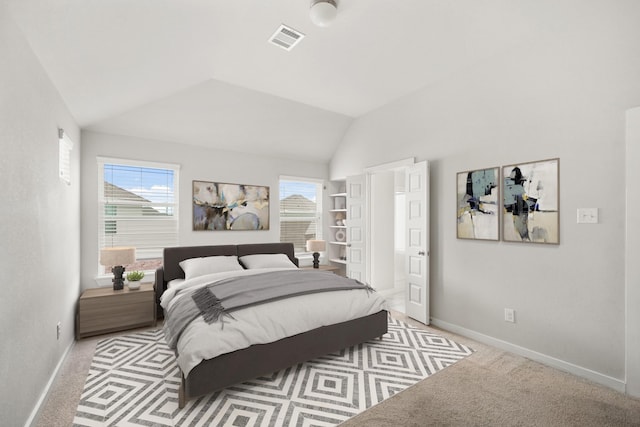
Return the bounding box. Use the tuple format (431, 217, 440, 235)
(329, 183, 348, 266)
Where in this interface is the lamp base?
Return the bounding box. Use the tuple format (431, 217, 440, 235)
(112, 265, 125, 291)
(312, 252, 320, 269)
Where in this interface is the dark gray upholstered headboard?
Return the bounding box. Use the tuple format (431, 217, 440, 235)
(154, 242, 298, 317)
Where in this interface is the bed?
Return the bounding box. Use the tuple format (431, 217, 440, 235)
(154, 242, 388, 408)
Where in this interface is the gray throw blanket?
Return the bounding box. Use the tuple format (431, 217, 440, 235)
(163, 270, 374, 349)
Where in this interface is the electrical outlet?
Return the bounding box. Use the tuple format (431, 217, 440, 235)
(504, 308, 515, 323)
(56, 322, 61, 340)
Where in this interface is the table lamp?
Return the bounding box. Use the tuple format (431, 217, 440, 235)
(306, 239, 326, 269)
(100, 247, 136, 290)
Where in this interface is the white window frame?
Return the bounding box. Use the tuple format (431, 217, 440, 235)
(97, 156, 180, 276)
(279, 176, 324, 255)
(58, 129, 73, 185)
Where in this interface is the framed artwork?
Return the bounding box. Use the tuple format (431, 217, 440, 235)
(502, 158, 559, 244)
(192, 180, 269, 231)
(456, 167, 500, 240)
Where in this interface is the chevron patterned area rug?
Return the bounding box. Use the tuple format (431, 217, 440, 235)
(73, 317, 473, 427)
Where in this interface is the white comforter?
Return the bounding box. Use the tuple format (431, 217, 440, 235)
(160, 268, 388, 376)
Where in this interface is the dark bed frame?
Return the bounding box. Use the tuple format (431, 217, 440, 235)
(155, 242, 388, 408)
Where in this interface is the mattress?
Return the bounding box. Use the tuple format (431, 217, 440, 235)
(160, 268, 388, 376)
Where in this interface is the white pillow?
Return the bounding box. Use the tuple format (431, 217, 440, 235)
(167, 278, 185, 289)
(239, 253, 297, 269)
(179, 255, 243, 279)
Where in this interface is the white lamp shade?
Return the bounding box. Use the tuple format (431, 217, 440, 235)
(100, 247, 136, 266)
(310, 0, 337, 27)
(306, 239, 326, 252)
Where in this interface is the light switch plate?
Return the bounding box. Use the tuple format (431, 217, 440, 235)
(577, 208, 598, 224)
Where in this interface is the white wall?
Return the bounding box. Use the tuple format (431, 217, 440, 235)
(0, 7, 81, 426)
(80, 131, 328, 288)
(370, 171, 395, 291)
(330, 2, 640, 389)
(394, 172, 407, 289)
(626, 107, 640, 396)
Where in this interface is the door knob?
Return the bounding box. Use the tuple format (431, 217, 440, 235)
(418, 250, 425, 256)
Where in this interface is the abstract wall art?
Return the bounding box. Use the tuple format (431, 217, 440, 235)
(502, 158, 559, 244)
(192, 180, 269, 231)
(456, 167, 500, 240)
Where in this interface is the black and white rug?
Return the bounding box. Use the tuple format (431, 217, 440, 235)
(73, 317, 473, 426)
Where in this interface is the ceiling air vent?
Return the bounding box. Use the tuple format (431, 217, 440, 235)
(269, 24, 305, 51)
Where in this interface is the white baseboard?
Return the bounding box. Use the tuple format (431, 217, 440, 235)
(25, 340, 75, 427)
(430, 317, 626, 393)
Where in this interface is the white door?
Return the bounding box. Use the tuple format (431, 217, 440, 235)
(405, 161, 429, 324)
(346, 174, 367, 282)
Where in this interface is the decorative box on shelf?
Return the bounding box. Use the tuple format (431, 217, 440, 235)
(331, 193, 346, 210)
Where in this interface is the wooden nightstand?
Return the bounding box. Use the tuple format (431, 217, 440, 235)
(301, 265, 341, 273)
(77, 283, 156, 339)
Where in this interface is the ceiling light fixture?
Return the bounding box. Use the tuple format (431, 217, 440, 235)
(310, 0, 337, 28)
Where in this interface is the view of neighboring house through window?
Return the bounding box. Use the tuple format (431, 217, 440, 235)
(279, 177, 323, 254)
(98, 157, 179, 274)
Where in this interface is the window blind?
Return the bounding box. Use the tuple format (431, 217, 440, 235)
(279, 178, 323, 253)
(98, 157, 179, 271)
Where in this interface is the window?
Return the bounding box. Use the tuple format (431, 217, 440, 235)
(279, 177, 323, 253)
(98, 157, 180, 274)
(58, 129, 73, 185)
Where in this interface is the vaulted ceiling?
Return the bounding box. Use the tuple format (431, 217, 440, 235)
(7, 0, 544, 161)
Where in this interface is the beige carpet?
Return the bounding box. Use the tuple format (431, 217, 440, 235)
(342, 345, 640, 426)
(36, 312, 640, 426)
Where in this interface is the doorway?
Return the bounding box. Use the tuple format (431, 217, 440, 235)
(369, 168, 407, 313)
(345, 158, 429, 323)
